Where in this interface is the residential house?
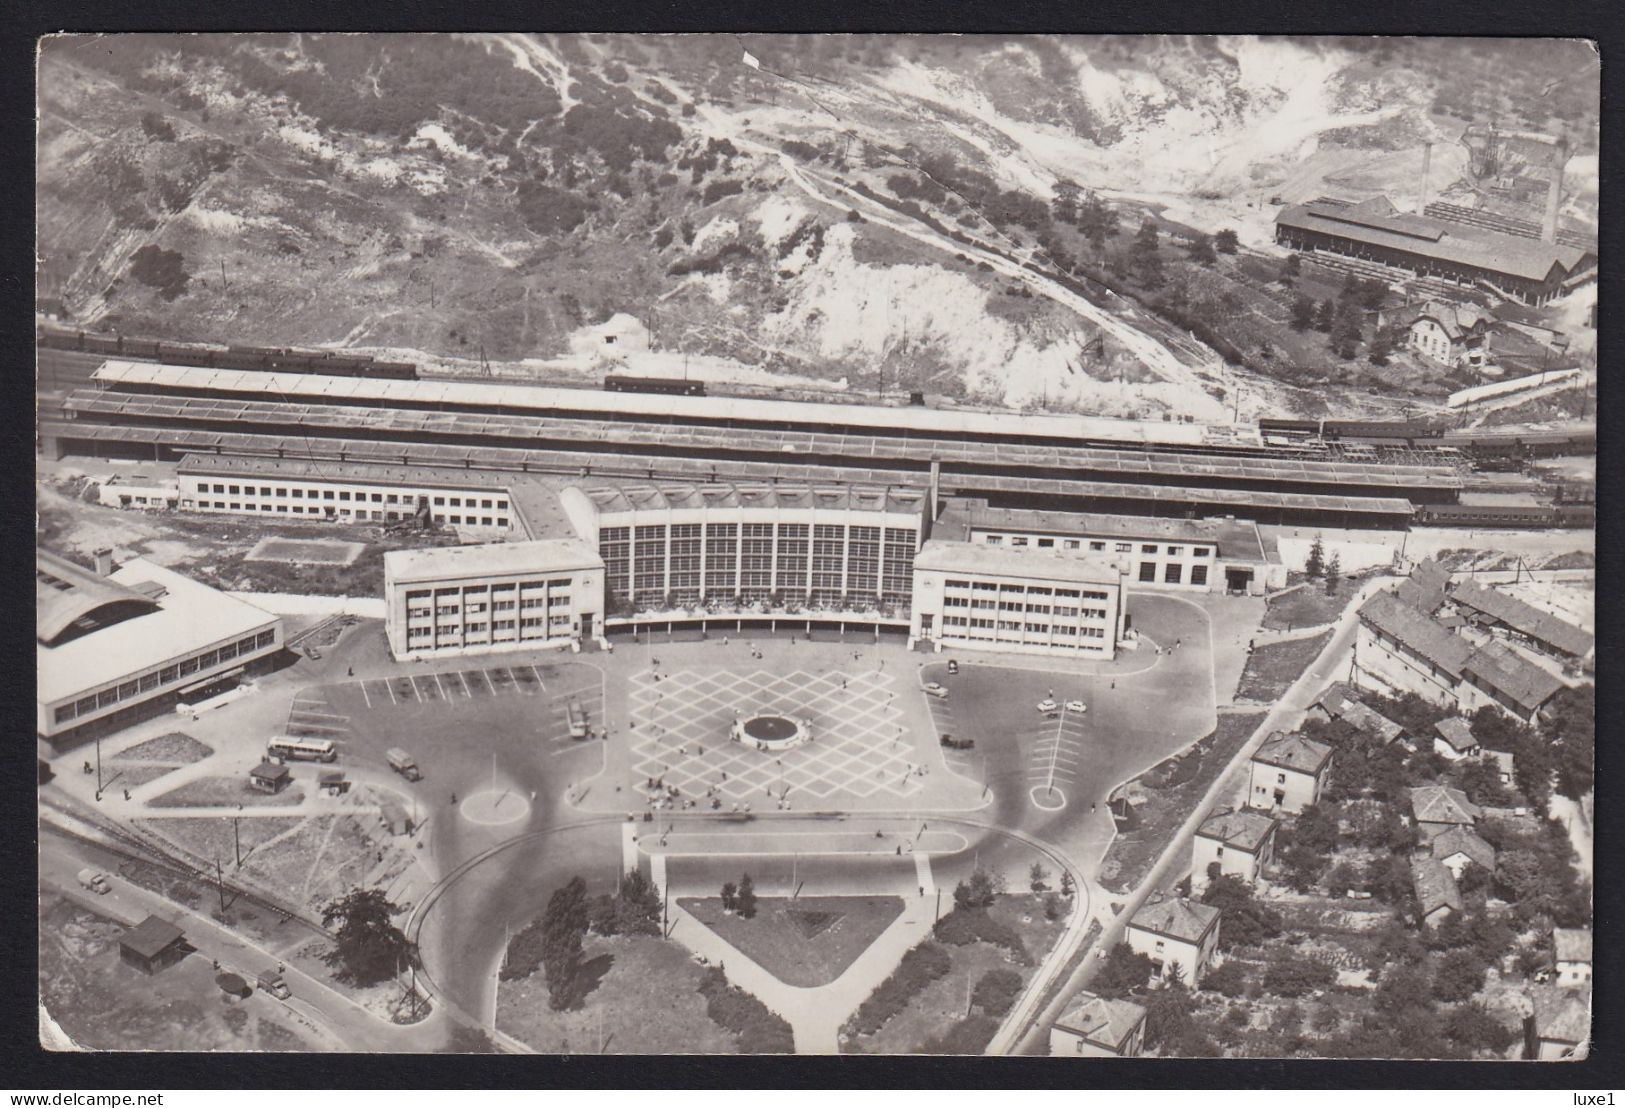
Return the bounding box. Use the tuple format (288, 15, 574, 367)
(1049, 992, 1148, 1057)
(1409, 785, 1482, 844)
(1525, 986, 1590, 1060)
(1405, 301, 1494, 369)
(1127, 897, 1222, 986)
(1449, 578, 1594, 666)
(1411, 855, 1463, 928)
(1247, 732, 1333, 815)
(1433, 717, 1481, 761)
(1395, 558, 1452, 614)
(1314, 682, 1405, 745)
(1553, 928, 1592, 989)
(1430, 826, 1495, 879)
(1192, 809, 1278, 893)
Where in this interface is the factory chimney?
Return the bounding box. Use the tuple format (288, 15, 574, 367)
(1418, 143, 1432, 214)
(1542, 144, 1566, 244)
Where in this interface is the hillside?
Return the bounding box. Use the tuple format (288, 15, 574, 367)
(35, 34, 1599, 421)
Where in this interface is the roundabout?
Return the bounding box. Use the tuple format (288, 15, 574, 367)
(732, 712, 813, 753)
(458, 788, 533, 826)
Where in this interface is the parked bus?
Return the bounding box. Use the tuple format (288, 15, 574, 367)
(566, 700, 589, 740)
(266, 735, 338, 763)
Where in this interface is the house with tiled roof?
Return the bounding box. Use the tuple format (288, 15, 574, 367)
(1433, 717, 1481, 761)
(1356, 582, 1566, 725)
(1409, 785, 1482, 843)
(1411, 855, 1462, 928)
(1314, 682, 1405, 745)
(1394, 558, 1452, 614)
(1049, 991, 1148, 1057)
(1127, 897, 1221, 986)
(1525, 986, 1590, 1060)
(1404, 300, 1494, 369)
(1553, 928, 1592, 989)
(1246, 732, 1333, 815)
(1192, 809, 1278, 892)
(1449, 578, 1594, 663)
(1431, 826, 1495, 878)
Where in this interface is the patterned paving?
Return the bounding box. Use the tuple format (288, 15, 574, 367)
(628, 668, 924, 805)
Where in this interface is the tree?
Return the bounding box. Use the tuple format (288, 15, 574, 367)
(971, 968, 1024, 1016)
(320, 888, 413, 987)
(1215, 228, 1240, 254)
(140, 110, 176, 141)
(540, 876, 591, 1010)
(1541, 685, 1595, 800)
(1324, 553, 1342, 594)
(1290, 295, 1316, 331)
(1028, 862, 1049, 893)
(1143, 980, 1215, 1056)
(1368, 330, 1395, 366)
(1187, 233, 1217, 265)
(1262, 956, 1336, 998)
(1443, 1002, 1517, 1055)
(596, 869, 661, 936)
(1093, 942, 1152, 998)
(1200, 875, 1283, 949)
(1431, 949, 1488, 1002)
(129, 244, 189, 299)
(721, 881, 737, 911)
(1200, 960, 1248, 997)
(1059, 871, 1075, 898)
(1314, 299, 1336, 333)
(954, 868, 1000, 909)
(736, 873, 757, 919)
(1305, 534, 1326, 578)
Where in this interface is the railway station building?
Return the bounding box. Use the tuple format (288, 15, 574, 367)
(37, 549, 283, 745)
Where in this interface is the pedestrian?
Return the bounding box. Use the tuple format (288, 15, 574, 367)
(83, 761, 92, 775)
(347, 666, 354, 677)
(1091, 802, 1097, 813)
(122, 789, 130, 801)
(450, 792, 457, 805)
(724, 636, 729, 646)
(1110, 680, 1116, 689)
(918, 886, 924, 897)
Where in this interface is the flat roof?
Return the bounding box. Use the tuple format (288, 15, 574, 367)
(38, 558, 280, 705)
(73, 381, 1458, 489)
(584, 482, 929, 516)
(90, 360, 1225, 448)
(913, 539, 1124, 586)
(119, 915, 185, 959)
(384, 538, 602, 585)
(937, 499, 1271, 563)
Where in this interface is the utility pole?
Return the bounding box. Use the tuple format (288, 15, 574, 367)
(95, 734, 103, 800)
(220, 259, 228, 291)
(214, 855, 227, 915)
(233, 816, 242, 867)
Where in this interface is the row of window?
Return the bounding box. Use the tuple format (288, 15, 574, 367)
(194, 481, 507, 513)
(981, 533, 1211, 559)
(53, 629, 277, 723)
(192, 499, 504, 527)
(942, 596, 1109, 619)
(1139, 562, 1208, 586)
(403, 614, 572, 646)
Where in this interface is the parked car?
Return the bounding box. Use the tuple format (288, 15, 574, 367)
(923, 682, 949, 698)
(940, 734, 975, 751)
(257, 970, 291, 1000)
(76, 868, 111, 895)
(1065, 700, 1087, 714)
(1036, 698, 1058, 713)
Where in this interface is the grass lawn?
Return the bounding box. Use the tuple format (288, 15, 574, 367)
(497, 934, 738, 1054)
(239, 814, 377, 912)
(150, 775, 306, 808)
(678, 895, 905, 987)
(137, 816, 305, 871)
(1236, 631, 1334, 703)
(114, 732, 213, 763)
(842, 894, 1066, 1054)
(105, 764, 180, 789)
(1098, 711, 1266, 896)
(1262, 575, 1365, 631)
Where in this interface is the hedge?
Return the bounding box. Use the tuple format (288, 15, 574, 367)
(697, 967, 794, 1053)
(848, 941, 952, 1036)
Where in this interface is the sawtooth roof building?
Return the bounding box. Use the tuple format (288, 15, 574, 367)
(1275, 196, 1597, 305)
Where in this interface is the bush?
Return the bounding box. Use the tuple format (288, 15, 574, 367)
(702, 179, 745, 204)
(1200, 960, 1248, 997)
(128, 244, 189, 299)
(1262, 956, 1337, 998)
(697, 967, 793, 1052)
(970, 968, 1024, 1017)
(932, 908, 1030, 965)
(1093, 942, 1153, 998)
(848, 942, 951, 1036)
